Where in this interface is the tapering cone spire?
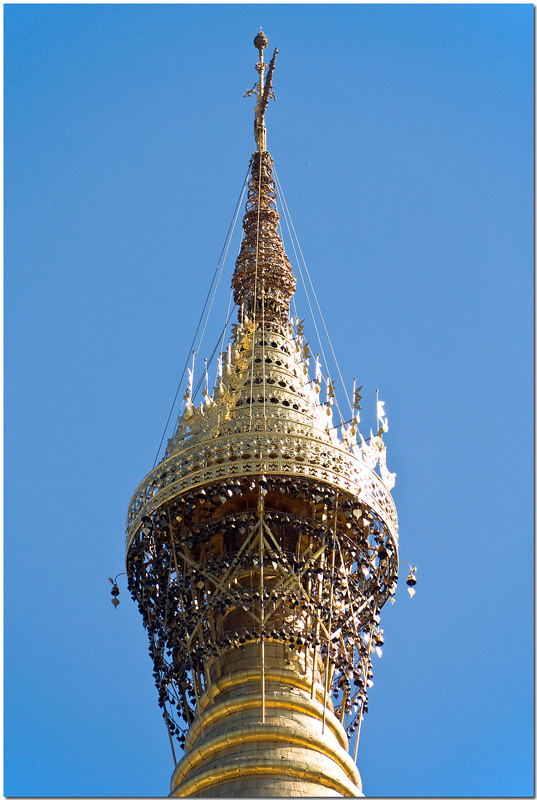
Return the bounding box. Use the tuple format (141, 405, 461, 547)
(233, 33, 295, 329)
(231, 151, 296, 328)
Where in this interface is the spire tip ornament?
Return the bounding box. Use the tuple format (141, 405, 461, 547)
(254, 28, 269, 52)
(245, 29, 278, 151)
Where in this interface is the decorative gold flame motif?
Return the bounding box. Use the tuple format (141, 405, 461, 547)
(126, 30, 399, 798)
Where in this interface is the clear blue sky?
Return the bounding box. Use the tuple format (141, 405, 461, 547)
(5, 4, 533, 797)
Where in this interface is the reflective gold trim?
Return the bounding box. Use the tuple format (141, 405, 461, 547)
(171, 757, 362, 797)
(172, 723, 361, 790)
(126, 432, 398, 551)
(186, 691, 348, 753)
(197, 667, 332, 714)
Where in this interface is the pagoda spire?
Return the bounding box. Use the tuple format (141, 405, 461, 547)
(233, 31, 294, 330)
(125, 32, 400, 800)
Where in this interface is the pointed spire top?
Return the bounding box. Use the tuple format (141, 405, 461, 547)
(245, 29, 278, 151)
(233, 32, 293, 331)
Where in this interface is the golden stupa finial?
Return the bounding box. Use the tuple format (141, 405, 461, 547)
(245, 29, 278, 151)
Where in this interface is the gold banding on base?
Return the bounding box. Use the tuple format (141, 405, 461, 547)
(185, 693, 348, 763)
(185, 691, 348, 755)
(169, 648, 363, 797)
(171, 757, 362, 798)
(172, 723, 362, 791)
(195, 667, 336, 716)
(169, 648, 362, 797)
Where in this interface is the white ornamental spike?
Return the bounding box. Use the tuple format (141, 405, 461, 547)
(376, 394, 389, 433)
(315, 354, 322, 383)
(184, 368, 193, 403)
(378, 443, 396, 490)
(183, 352, 196, 420)
(360, 430, 380, 469)
(184, 352, 195, 403)
(203, 359, 211, 409)
(347, 420, 358, 449)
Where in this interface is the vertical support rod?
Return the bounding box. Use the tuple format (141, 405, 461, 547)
(249, 151, 264, 433)
(322, 496, 339, 733)
(169, 528, 204, 740)
(259, 481, 266, 723)
(353, 605, 377, 762)
(311, 532, 326, 699)
(165, 713, 178, 767)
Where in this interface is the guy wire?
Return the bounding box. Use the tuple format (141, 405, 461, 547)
(274, 167, 354, 421)
(153, 166, 249, 467)
(273, 169, 347, 429)
(189, 303, 238, 403)
(249, 152, 264, 432)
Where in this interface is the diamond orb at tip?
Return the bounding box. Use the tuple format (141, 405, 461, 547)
(254, 29, 269, 51)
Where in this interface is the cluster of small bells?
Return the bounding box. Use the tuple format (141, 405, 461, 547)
(110, 473, 416, 747)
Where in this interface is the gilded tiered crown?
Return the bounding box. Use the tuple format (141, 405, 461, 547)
(126, 31, 399, 798)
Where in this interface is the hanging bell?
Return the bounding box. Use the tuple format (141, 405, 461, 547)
(406, 573, 417, 587)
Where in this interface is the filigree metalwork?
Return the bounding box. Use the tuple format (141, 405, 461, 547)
(126, 32, 399, 772)
(231, 153, 296, 328)
(127, 316, 399, 750)
(127, 323, 397, 550)
(127, 475, 397, 747)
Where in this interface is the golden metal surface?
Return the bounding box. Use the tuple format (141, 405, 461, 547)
(126, 327, 398, 550)
(126, 31, 399, 798)
(173, 724, 361, 786)
(185, 692, 348, 753)
(244, 29, 278, 152)
(171, 759, 362, 798)
(195, 667, 336, 716)
(231, 153, 295, 326)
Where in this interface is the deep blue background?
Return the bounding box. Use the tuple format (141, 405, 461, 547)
(5, 4, 533, 797)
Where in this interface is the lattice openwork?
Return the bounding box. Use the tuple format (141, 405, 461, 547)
(126, 298, 399, 753)
(127, 475, 397, 749)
